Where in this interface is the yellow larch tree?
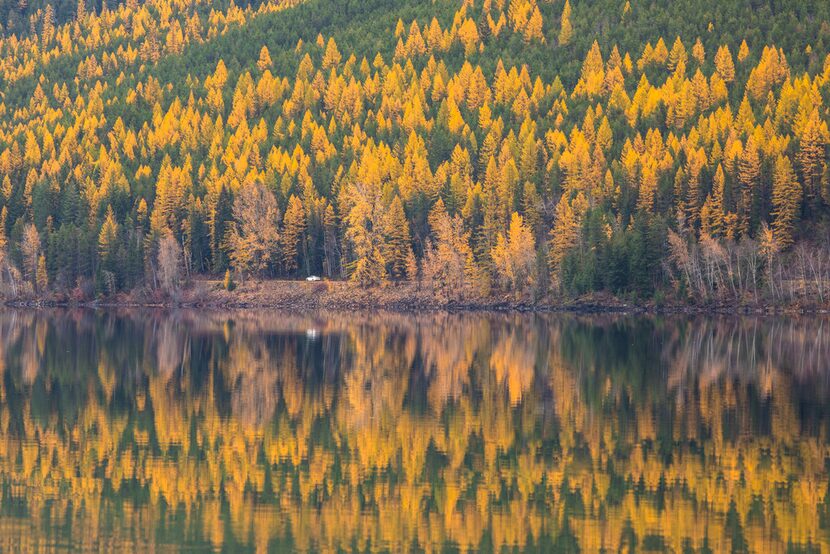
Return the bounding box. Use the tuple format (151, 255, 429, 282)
(700, 164, 726, 238)
(558, 0, 573, 46)
(523, 6, 544, 43)
(715, 45, 735, 82)
(491, 211, 536, 293)
(691, 37, 705, 65)
(548, 192, 587, 280)
(637, 159, 658, 214)
(281, 195, 306, 274)
(322, 38, 342, 70)
(738, 39, 750, 62)
(257, 46, 272, 72)
(797, 109, 828, 209)
(667, 37, 687, 72)
(771, 154, 800, 249)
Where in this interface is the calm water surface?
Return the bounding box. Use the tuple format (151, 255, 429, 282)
(0, 310, 828, 552)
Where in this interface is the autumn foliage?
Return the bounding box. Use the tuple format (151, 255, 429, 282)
(0, 0, 827, 303)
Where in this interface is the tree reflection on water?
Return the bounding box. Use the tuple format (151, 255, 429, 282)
(0, 310, 828, 552)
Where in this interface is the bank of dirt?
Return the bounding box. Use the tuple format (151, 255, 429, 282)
(3, 278, 828, 315)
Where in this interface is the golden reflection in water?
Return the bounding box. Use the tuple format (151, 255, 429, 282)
(0, 310, 827, 552)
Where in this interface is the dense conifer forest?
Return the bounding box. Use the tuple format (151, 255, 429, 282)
(0, 0, 829, 304)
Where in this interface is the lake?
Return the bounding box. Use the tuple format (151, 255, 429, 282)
(0, 310, 828, 552)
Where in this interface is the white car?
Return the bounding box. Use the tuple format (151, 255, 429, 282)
(306, 275, 321, 282)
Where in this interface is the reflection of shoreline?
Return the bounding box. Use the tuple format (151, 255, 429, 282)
(0, 311, 827, 552)
(5, 308, 830, 394)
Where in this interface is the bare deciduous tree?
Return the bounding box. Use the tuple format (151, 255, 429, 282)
(21, 223, 41, 285)
(225, 179, 281, 280)
(158, 232, 183, 295)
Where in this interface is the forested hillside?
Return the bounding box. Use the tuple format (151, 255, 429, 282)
(0, 0, 829, 303)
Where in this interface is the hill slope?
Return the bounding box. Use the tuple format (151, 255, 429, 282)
(0, 0, 829, 304)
